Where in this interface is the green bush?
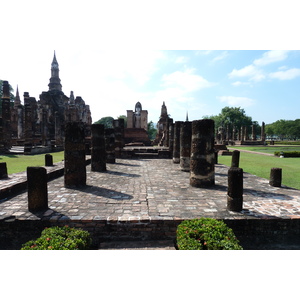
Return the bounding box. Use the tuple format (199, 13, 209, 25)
(274, 151, 300, 157)
(21, 226, 92, 250)
(176, 218, 243, 250)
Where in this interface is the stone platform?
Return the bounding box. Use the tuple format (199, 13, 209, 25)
(1, 158, 300, 249)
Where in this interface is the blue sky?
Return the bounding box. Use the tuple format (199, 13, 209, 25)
(2, 1, 300, 126)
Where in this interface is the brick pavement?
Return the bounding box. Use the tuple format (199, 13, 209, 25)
(1, 158, 300, 222)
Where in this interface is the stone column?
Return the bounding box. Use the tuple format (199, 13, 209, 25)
(0, 162, 8, 179)
(190, 119, 215, 187)
(168, 120, 174, 159)
(64, 122, 86, 188)
(231, 150, 240, 168)
(105, 128, 115, 163)
(252, 124, 256, 141)
(1, 81, 12, 150)
(227, 167, 243, 212)
(91, 124, 106, 172)
(27, 167, 48, 212)
(261, 122, 265, 142)
(173, 121, 183, 163)
(180, 121, 192, 172)
(45, 154, 53, 166)
(113, 119, 123, 158)
(269, 168, 282, 187)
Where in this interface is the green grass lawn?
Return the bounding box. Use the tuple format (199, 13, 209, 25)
(228, 146, 300, 154)
(218, 152, 300, 190)
(0, 152, 64, 175)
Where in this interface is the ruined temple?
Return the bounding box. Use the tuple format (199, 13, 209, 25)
(124, 102, 151, 145)
(153, 101, 172, 146)
(0, 52, 92, 153)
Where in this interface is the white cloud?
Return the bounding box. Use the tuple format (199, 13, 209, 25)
(175, 56, 189, 64)
(269, 68, 300, 80)
(218, 96, 256, 107)
(228, 64, 265, 82)
(211, 51, 229, 63)
(231, 81, 251, 87)
(253, 50, 290, 66)
(161, 68, 215, 91)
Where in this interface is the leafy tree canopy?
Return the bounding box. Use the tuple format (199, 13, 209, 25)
(147, 121, 157, 140)
(94, 116, 114, 128)
(266, 119, 300, 140)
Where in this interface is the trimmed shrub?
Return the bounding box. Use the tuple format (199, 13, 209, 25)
(21, 226, 92, 250)
(274, 151, 300, 157)
(176, 218, 243, 250)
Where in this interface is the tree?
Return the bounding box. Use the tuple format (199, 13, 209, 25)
(204, 106, 259, 133)
(147, 121, 157, 140)
(94, 116, 114, 128)
(266, 119, 300, 140)
(117, 115, 127, 128)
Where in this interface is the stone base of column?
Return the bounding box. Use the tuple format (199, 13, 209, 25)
(227, 195, 243, 212)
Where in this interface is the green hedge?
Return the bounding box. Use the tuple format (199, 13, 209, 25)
(274, 151, 300, 157)
(21, 226, 92, 250)
(176, 218, 243, 250)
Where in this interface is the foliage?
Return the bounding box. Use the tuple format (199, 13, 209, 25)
(203, 106, 259, 134)
(266, 119, 300, 140)
(0, 151, 64, 174)
(274, 151, 300, 157)
(176, 218, 243, 250)
(94, 116, 114, 128)
(21, 226, 92, 250)
(117, 115, 127, 128)
(147, 121, 157, 140)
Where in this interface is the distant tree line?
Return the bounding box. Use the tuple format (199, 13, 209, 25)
(266, 119, 300, 140)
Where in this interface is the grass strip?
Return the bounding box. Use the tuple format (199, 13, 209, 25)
(0, 152, 64, 174)
(218, 152, 300, 190)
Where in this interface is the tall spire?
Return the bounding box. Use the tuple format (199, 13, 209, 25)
(48, 50, 62, 91)
(14, 85, 21, 107)
(186, 111, 189, 122)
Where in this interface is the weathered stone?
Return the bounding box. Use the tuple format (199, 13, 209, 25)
(168, 120, 174, 158)
(27, 167, 48, 212)
(227, 167, 243, 212)
(113, 119, 124, 158)
(45, 154, 53, 166)
(105, 128, 115, 163)
(269, 168, 282, 187)
(0, 162, 8, 179)
(180, 121, 192, 171)
(231, 150, 240, 168)
(173, 121, 183, 164)
(91, 124, 106, 172)
(190, 119, 215, 187)
(64, 122, 86, 187)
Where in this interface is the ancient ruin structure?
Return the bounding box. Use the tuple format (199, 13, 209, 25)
(153, 102, 172, 146)
(124, 102, 150, 145)
(0, 52, 92, 153)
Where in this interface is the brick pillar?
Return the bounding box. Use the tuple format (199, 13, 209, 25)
(1, 81, 12, 150)
(64, 122, 86, 188)
(45, 154, 53, 166)
(173, 121, 183, 163)
(168, 120, 174, 159)
(0, 162, 8, 179)
(91, 124, 106, 172)
(190, 119, 215, 187)
(113, 119, 123, 158)
(231, 150, 240, 168)
(252, 124, 256, 141)
(227, 167, 243, 212)
(105, 128, 115, 163)
(27, 167, 48, 212)
(269, 168, 282, 187)
(261, 122, 265, 142)
(180, 121, 192, 172)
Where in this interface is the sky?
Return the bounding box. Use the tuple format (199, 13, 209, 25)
(1, 0, 300, 126)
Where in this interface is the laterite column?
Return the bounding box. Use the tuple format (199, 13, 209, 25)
(105, 128, 116, 163)
(45, 154, 53, 166)
(190, 119, 215, 187)
(231, 150, 240, 168)
(269, 168, 282, 187)
(180, 121, 192, 172)
(227, 167, 243, 212)
(91, 124, 106, 172)
(0, 162, 8, 179)
(27, 167, 48, 212)
(173, 121, 183, 163)
(64, 122, 86, 188)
